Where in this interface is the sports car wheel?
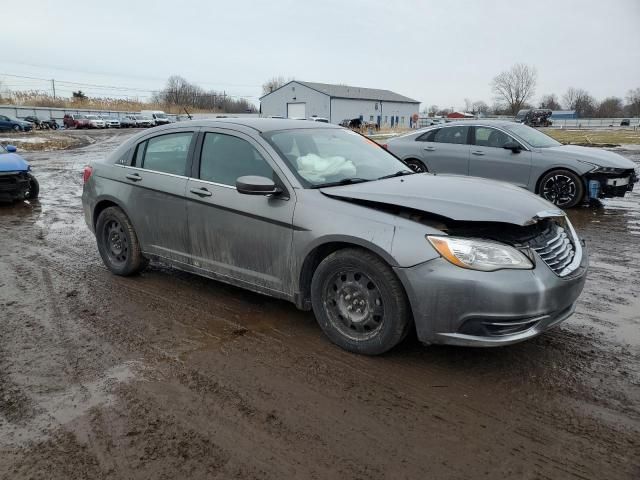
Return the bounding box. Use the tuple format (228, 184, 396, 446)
(539, 169, 585, 208)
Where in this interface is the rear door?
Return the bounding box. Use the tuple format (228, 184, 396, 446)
(469, 126, 532, 187)
(118, 128, 196, 263)
(0, 115, 12, 131)
(416, 125, 470, 175)
(186, 129, 295, 295)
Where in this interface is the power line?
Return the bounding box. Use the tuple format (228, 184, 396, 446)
(0, 72, 258, 98)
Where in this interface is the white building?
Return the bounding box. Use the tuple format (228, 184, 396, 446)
(260, 81, 420, 128)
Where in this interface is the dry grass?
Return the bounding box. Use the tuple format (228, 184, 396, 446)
(4, 91, 219, 114)
(543, 128, 640, 145)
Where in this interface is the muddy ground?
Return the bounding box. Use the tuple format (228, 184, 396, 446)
(0, 129, 639, 479)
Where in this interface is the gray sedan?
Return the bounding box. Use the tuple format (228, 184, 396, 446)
(82, 119, 587, 355)
(385, 120, 637, 208)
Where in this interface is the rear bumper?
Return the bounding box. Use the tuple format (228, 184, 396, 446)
(394, 246, 588, 347)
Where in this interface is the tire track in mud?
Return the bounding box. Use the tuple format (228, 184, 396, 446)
(4, 235, 639, 479)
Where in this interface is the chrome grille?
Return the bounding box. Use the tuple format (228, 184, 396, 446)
(533, 226, 575, 275)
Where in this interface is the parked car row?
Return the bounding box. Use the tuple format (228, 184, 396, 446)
(62, 114, 158, 129)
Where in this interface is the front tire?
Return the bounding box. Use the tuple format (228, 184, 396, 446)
(311, 248, 411, 355)
(96, 207, 146, 276)
(25, 173, 39, 200)
(539, 169, 585, 208)
(404, 158, 428, 173)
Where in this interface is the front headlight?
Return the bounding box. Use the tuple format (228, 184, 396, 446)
(427, 236, 533, 272)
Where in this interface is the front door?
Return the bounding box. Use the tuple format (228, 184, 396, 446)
(186, 130, 295, 295)
(469, 126, 532, 187)
(119, 129, 196, 263)
(418, 125, 471, 175)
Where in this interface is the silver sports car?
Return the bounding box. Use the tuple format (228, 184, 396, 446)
(384, 120, 637, 208)
(82, 119, 587, 355)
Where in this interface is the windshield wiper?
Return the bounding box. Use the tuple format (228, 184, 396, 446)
(310, 177, 371, 189)
(377, 170, 416, 180)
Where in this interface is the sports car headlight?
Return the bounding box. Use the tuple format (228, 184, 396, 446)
(427, 236, 533, 271)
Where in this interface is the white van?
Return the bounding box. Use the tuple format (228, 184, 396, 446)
(140, 110, 170, 126)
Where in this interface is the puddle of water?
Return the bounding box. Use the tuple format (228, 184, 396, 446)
(0, 361, 142, 445)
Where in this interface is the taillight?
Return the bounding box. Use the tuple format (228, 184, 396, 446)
(83, 165, 93, 184)
(381, 143, 388, 150)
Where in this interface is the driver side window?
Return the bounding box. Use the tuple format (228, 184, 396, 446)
(474, 127, 515, 148)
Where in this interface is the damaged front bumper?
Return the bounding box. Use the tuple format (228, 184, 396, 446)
(0, 171, 31, 202)
(394, 242, 588, 347)
(586, 168, 638, 199)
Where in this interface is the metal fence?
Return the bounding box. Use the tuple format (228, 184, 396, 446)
(0, 104, 261, 123)
(416, 115, 640, 129)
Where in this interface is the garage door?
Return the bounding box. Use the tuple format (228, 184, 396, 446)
(287, 103, 306, 119)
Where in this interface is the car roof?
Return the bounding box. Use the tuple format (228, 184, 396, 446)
(151, 117, 342, 133)
(428, 119, 518, 128)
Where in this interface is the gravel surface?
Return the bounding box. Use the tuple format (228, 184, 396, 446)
(1, 130, 639, 479)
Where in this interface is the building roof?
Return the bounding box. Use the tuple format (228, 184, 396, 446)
(261, 80, 419, 104)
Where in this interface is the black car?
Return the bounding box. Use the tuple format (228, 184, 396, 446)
(0, 115, 33, 132)
(621, 119, 631, 127)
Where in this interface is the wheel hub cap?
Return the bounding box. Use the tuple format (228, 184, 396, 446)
(324, 271, 384, 340)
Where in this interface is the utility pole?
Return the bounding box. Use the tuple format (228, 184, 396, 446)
(222, 91, 227, 112)
(51, 79, 56, 99)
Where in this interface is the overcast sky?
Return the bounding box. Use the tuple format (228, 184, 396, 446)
(2, 0, 639, 110)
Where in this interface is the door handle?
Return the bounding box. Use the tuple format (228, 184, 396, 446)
(190, 187, 213, 197)
(423, 146, 435, 151)
(126, 173, 142, 181)
(471, 150, 485, 156)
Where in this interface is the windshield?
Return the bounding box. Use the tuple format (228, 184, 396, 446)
(502, 123, 561, 148)
(263, 128, 412, 187)
(86, 115, 97, 120)
(155, 113, 167, 118)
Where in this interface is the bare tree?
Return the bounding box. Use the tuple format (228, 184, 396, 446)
(539, 94, 561, 110)
(490, 64, 537, 115)
(262, 76, 292, 95)
(626, 88, 640, 117)
(463, 98, 473, 113)
(597, 97, 623, 118)
(427, 105, 439, 116)
(562, 87, 597, 117)
(472, 100, 489, 115)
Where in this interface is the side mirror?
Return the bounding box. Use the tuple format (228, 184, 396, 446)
(503, 141, 522, 153)
(236, 176, 282, 196)
(6, 145, 17, 153)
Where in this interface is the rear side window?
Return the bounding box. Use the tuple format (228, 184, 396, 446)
(134, 132, 193, 175)
(199, 133, 273, 186)
(433, 126, 469, 145)
(416, 129, 439, 142)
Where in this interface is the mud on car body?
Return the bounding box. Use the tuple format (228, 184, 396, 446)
(82, 119, 588, 355)
(0, 144, 39, 202)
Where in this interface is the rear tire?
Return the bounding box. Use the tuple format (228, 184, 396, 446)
(311, 248, 411, 355)
(538, 169, 585, 208)
(404, 158, 428, 173)
(96, 207, 146, 276)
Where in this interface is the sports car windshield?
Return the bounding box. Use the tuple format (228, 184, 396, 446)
(264, 128, 412, 187)
(502, 123, 561, 148)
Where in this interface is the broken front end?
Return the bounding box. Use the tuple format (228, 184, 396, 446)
(586, 167, 638, 200)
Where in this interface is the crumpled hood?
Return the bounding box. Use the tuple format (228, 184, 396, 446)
(0, 153, 30, 172)
(541, 145, 636, 169)
(320, 174, 561, 226)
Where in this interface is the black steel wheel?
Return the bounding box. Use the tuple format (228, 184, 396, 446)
(311, 248, 411, 355)
(404, 158, 428, 173)
(96, 206, 146, 276)
(539, 169, 585, 208)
